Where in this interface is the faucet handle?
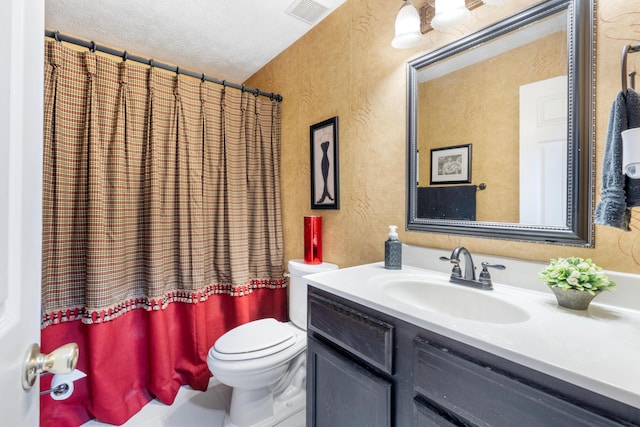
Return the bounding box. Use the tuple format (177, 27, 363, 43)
(478, 262, 506, 287)
(440, 256, 462, 279)
(481, 262, 506, 270)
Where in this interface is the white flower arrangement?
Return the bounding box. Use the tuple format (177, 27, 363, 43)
(538, 257, 616, 295)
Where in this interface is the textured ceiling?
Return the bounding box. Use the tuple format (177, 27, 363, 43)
(45, 0, 346, 83)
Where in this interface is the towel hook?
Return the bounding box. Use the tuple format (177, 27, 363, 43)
(622, 44, 640, 91)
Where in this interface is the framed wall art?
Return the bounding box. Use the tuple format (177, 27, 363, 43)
(310, 117, 339, 209)
(430, 144, 472, 184)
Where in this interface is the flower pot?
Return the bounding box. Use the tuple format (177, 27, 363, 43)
(549, 286, 601, 310)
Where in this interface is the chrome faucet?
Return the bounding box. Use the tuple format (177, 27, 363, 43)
(450, 246, 476, 281)
(439, 246, 505, 290)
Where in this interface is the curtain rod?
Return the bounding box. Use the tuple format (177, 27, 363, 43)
(45, 30, 283, 103)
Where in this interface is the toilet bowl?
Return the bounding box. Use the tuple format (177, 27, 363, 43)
(207, 259, 338, 427)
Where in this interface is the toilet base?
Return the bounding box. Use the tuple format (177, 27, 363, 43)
(222, 389, 305, 427)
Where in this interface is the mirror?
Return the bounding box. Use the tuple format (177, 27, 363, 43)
(406, 0, 594, 246)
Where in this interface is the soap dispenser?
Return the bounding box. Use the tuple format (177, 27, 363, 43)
(384, 225, 402, 270)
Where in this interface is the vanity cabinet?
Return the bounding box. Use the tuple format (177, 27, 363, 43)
(306, 289, 394, 427)
(307, 336, 392, 427)
(306, 286, 640, 427)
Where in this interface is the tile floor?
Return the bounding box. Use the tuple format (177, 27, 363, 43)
(81, 378, 305, 427)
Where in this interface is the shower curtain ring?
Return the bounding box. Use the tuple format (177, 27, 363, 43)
(90, 41, 96, 52)
(122, 51, 128, 62)
(201, 73, 206, 83)
(54, 31, 61, 43)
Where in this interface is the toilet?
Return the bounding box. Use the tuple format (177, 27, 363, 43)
(207, 259, 338, 427)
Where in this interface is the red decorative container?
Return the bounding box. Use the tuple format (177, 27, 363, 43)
(304, 216, 322, 264)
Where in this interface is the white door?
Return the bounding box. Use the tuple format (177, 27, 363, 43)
(0, 0, 44, 424)
(519, 76, 568, 226)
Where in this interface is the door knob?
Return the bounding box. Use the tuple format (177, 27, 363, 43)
(22, 343, 79, 390)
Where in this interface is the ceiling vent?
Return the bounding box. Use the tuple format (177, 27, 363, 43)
(286, 0, 330, 25)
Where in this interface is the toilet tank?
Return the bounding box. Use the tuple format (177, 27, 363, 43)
(288, 259, 338, 330)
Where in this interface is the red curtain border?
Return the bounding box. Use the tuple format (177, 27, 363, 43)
(41, 278, 286, 327)
(40, 287, 287, 427)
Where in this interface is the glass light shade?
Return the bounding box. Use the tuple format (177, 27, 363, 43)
(625, 163, 640, 179)
(622, 128, 640, 179)
(431, 0, 470, 31)
(391, 1, 422, 49)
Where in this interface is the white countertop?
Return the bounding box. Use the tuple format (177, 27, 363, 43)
(304, 262, 640, 410)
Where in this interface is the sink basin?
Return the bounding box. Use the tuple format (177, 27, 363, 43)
(380, 278, 530, 324)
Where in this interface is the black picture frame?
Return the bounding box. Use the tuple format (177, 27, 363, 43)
(310, 117, 339, 209)
(430, 144, 472, 184)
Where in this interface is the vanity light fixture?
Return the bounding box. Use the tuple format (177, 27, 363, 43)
(393, 0, 512, 46)
(431, 0, 470, 31)
(391, 0, 423, 49)
(416, 1, 501, 35)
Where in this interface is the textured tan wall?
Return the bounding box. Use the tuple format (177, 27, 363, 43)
(247, 0, 640, 274)
(418, 31, 566, 222)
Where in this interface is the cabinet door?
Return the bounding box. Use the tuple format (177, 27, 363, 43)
(307, 336, 392, 427)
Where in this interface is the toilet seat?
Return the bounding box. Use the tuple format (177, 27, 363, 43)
(212, 318, 296, 361)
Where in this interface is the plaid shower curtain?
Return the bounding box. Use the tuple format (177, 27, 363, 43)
(40, 40, 287, 426)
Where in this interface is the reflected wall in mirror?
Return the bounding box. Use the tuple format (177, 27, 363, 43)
(407, 0, 594, 246)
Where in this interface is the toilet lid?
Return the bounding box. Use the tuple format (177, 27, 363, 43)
(213, 318, 296, 361)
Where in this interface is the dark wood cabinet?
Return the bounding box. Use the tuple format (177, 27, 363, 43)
(307, 335, 392, 427)
(307, 290, 394, 375)
(412, 336, 625, 426)
(307, 286, 640, 427)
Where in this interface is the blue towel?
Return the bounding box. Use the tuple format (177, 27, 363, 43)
(594, 89, 640, 230)
(417, 185, 476, 220)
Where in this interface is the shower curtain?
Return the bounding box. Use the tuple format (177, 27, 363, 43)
(40, 40, 287, 426)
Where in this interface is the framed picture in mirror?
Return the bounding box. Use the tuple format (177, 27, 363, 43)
(310, 116, 339, 210)
(430, 144, 472, 184)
